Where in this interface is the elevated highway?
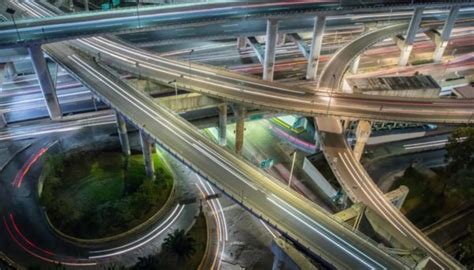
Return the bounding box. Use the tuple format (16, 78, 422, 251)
(11, 1, 473, 268)
(9, 1, 410, 268)
(316, 23, 465, 269)
(0, 0, 473, 48)
(76, 35, 474, 124)
(47, 42, 407, 269)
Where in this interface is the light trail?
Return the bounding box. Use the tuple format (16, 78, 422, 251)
(88, 204, 186, 259)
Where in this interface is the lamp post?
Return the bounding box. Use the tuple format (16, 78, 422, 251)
(288, 151, 297, 188)
(326, 74, 336, 115)
(188, 49, 194, 78)
(6, 8, 21, 42)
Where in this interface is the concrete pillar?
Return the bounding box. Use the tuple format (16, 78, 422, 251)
(353, 120, 372, 161)
(28, 44, 62, 120)
(433, 6, 459, 63)
(217, 103, 227, 146)
(350, 55, 361, 74)
(306, 16, 326, 80)
(0, 64, 4, 92)
(116, 112, 131, 156)
(0, 112, 6, 128)
(237, 36, 247, 50)
(4, 62, 16, 80)
(140, 130, 155, 180)
(277, 33, 286, 45)
(263, 19, 279, 81)
(234, 106, 246, 155)
(398, 8, 424, 66)
(84, 0, 89, 11)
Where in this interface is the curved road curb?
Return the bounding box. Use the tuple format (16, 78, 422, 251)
(40, 149, 178, 247)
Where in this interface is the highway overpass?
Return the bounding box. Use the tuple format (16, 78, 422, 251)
(0, 0, 473, 48)
(7, 0, 473, 268)
(316, 22, 465, 269)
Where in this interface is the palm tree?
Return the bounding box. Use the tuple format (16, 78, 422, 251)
(162, 229, 196, 262)
(133, 255, 161, 270)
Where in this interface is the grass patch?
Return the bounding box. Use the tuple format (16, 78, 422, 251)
(40, 150, 173, 239)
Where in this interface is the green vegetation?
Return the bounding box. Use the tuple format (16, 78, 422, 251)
(40, 151, 173, 239)
(132, 213, 207, 270)
(391, 126, 474, 265)
(392, 127, 474, 227)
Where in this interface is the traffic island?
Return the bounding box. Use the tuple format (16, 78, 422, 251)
(39, 149, 174, 239)
(131, 212, 208, 270)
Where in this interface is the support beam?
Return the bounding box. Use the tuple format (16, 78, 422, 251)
(353, 120, 372, 161)
(398, 8, 424, 66)
(115, 112, 131, 156)
(28, 44, 62, 120)
(140, 130, 155, 180)
(217, 103, 227, 146)
(247, 37, 264, 64)
(234, 105, 246, 155)
(84, 0, 89, 11)
(433, 6, 459, 63)
(306, 16, 326, 80)
(288, 33, 310, 59)
(237, 36, 246, 50)
(263, 19, 279, 81)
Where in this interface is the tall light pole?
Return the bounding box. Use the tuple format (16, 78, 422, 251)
(326, 74, 336, 115)
(6, 8, 21, 42)
(188, 49, 194, 78)
(288, 151, 297, 188)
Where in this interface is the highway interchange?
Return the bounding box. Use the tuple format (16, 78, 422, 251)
(1, 0, 473, 269)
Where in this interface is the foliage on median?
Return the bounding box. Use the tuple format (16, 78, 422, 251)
(391, 126, 474, 267)
(40, 150, 173, 239)
(131, 213, 207, 270)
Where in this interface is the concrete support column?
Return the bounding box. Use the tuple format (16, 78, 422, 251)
(263, 19, 279, 81)
(398, 8, 424, 66)
(350, 55, 361, 74)
(217, 103, 227, 146)
(433, 6, 459, 63)
(116, 112, 131, 156)
(0, 112, 6, 128)
(4, 62, 16, 80)
(277, 33, 286, 45)
(237, 36, 247, 49)
(234, 105, 246, 155)
(28, 44, 62, 120)
(140, 130, 155, 180)
(353, 120, 372, 161)
(84, 0, 89, 11)
(306, 16, 326, 80)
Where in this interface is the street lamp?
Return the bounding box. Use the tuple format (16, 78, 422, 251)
(188, 49, 194, 78)
(326, 74, 336, 115)
(6, 8, 21, 42)
(288, 151, 297, 188)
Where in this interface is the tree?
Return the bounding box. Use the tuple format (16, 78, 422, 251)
(162, 229, 196, 262)
(132, 255, 163, 270)
(445, 127, 474, 171)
